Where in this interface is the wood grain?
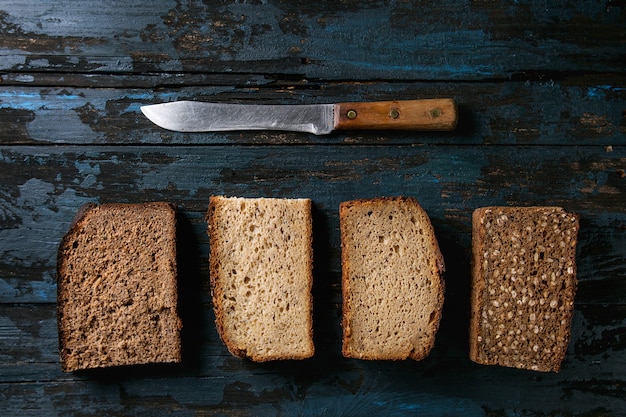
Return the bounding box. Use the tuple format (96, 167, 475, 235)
(0, 1, 624, 79)
(0, 0, 624, 415)
(0, 79, 623, 146)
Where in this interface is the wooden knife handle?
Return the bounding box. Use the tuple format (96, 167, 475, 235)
(333, 98, 457, 131)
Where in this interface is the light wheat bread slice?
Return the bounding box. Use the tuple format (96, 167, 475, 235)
(340, 197, 445, 360)
(57, 202, 182, 372)
(207, 196, 314, 361)
(470, 206, 579, 372)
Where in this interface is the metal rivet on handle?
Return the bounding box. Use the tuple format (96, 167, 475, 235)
(389, 108, 400, 119)
(430, 108, 441, 118)
(346, 110, 357, 119)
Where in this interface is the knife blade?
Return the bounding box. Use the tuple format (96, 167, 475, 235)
(140, 98, 457, 135)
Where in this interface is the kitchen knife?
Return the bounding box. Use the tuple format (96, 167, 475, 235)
(141, 98, 457, 135)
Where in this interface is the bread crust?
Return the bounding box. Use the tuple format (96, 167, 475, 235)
(340, 196, 445, 360)
(207, 196, 314, 361)
(57, 202, 182, 372)
(469, 206, 579, 372)
(468, 207, 486, 365)
(57, 202, 99, 372)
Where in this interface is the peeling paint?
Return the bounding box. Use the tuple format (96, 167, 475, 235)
(0, 177, 95, 302)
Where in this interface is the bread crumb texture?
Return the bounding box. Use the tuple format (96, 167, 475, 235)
(57, 203, 182, 372)
(470, 206, 579, 372)
(340, 197, 445, 360)
(207, 196, 314, 361)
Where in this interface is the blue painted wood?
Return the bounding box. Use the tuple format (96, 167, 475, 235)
(0, 0, 624, 79)
(1, 79, 624, 146)
(0, 144, 624, 301)
(0, 0, 624, 415)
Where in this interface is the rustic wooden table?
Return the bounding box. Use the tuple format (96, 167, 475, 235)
(1, 1, 625, 416)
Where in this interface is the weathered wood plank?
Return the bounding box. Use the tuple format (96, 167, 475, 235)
(1, 301, 624, 371)
(1, 0, 624, 79)
(0, 371, 624, 416)
(0, 77, 624, 145)
(1, 144, 624, 304)
(0, 304, 624, 416)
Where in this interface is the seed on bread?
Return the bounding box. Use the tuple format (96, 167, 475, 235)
(470, 206, 579, 373)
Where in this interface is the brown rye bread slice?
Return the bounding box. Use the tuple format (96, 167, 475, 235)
(469, 206, 579, 372)
(57, 202, 182, 372)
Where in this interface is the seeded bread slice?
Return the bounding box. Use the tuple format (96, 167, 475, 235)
(57, 202, 182, 372)
(340, 197, 445, 360)
(470, 206, 579, 372)
(207, 196, 314, 361)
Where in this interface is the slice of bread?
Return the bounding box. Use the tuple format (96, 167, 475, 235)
(470, 206, 579, 372)
(207, 196, 314, 361)
(340, 197, 445, 360)
(57, 202, 182, 372)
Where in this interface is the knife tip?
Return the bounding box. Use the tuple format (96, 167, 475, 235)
(140, 104, 164, 128)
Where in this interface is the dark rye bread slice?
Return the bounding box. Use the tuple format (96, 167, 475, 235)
(470, 206, 579, 372)
(207, 196, 314, 361)
(57, 202, 182, 372)
(340, 197, 445, 360)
